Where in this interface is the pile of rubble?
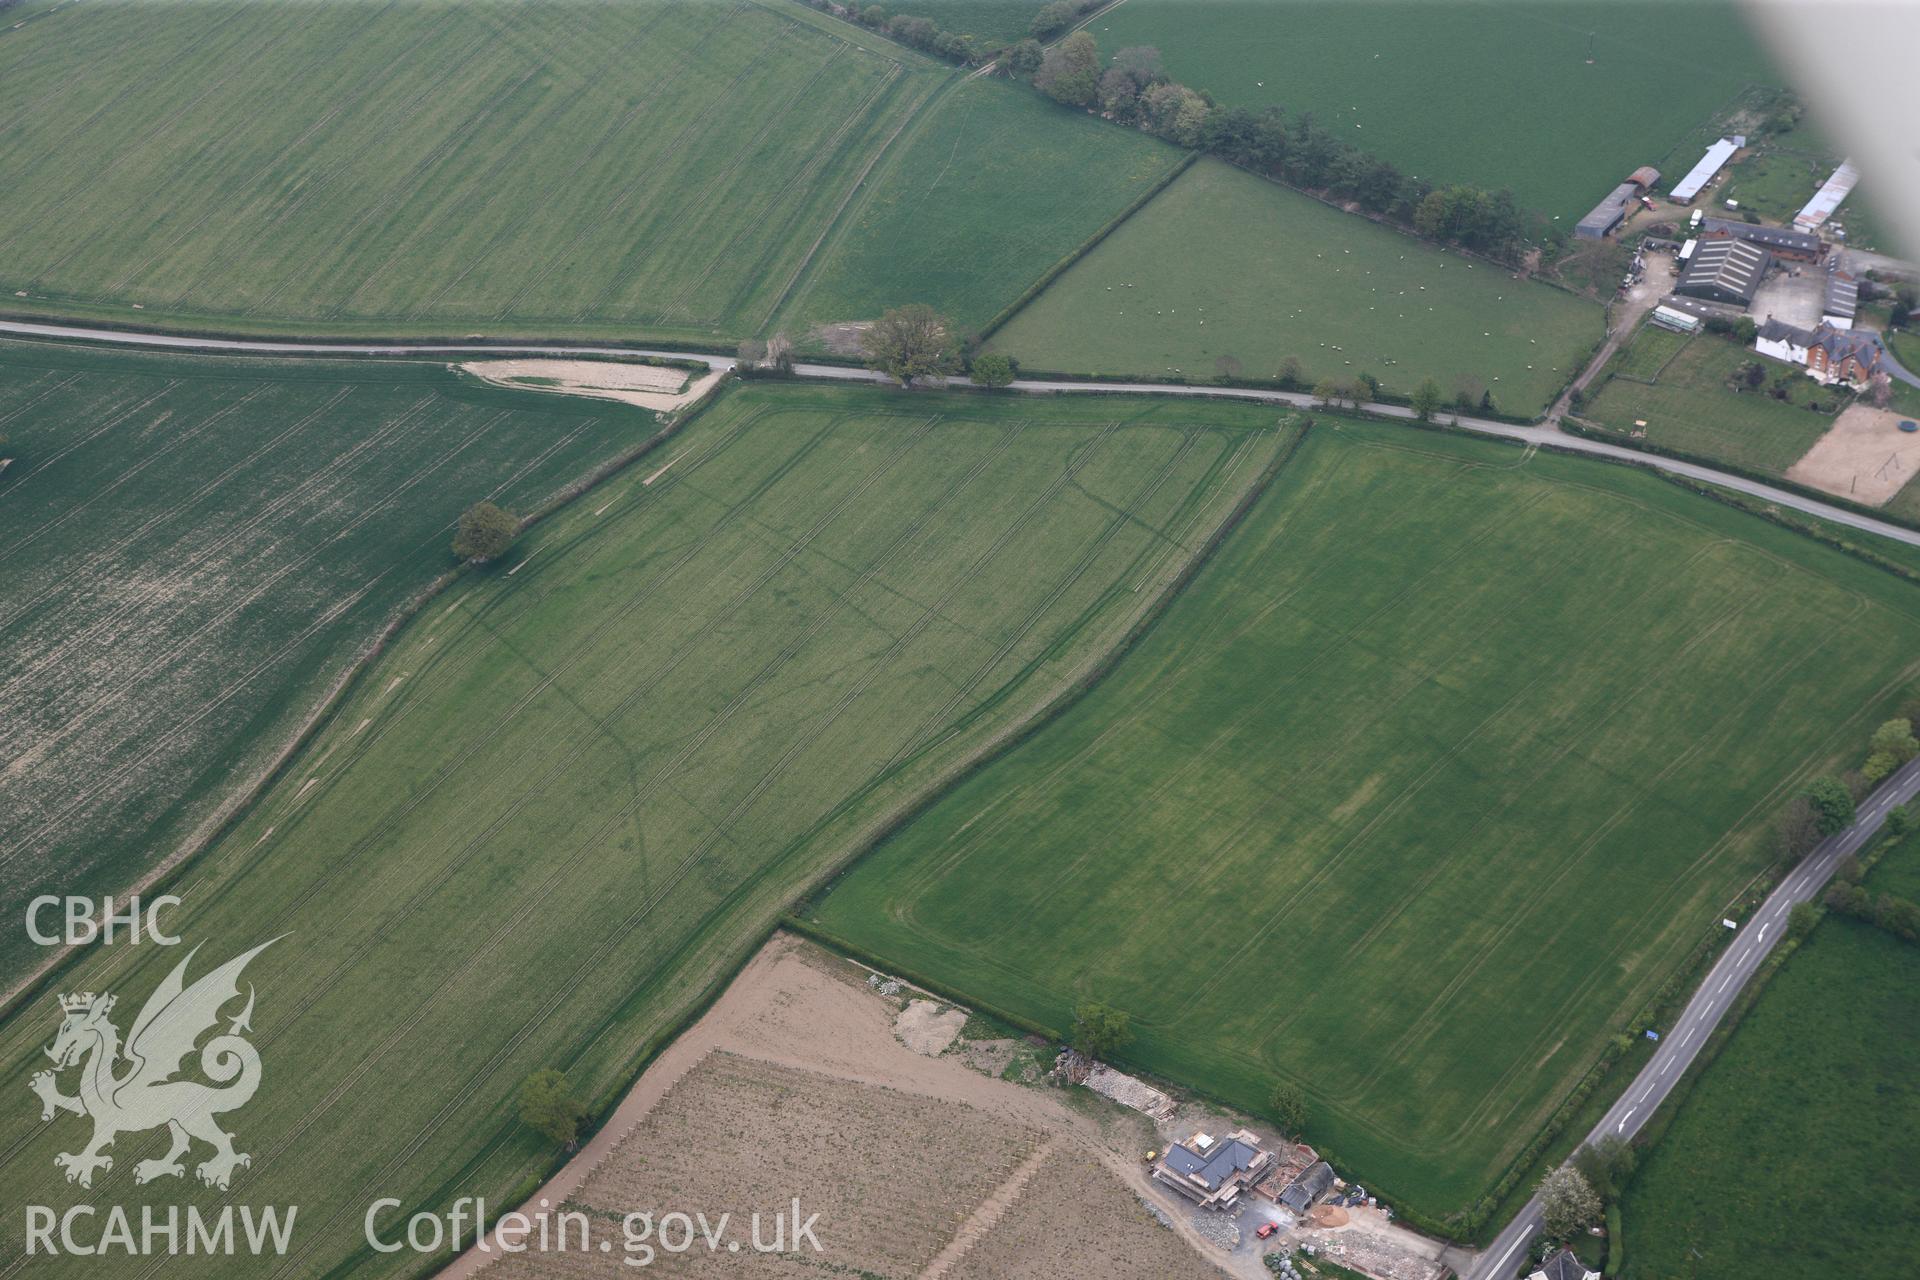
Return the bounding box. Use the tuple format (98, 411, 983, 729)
(1189, 1211, 1239, 1251)
(1051, 1050, 1177, 1120)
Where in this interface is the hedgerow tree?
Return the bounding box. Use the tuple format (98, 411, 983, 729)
(1571, 1136, 1635, 1202)
(1034, 31, 1099, 107)
(1070, 1000, 1131, 1061)
(517, 1068, 587, 1147)
(970, 353, 1016, 389)
(1538, 1165, 1601, 1239)
(1269, 1081, 1309, 1137)
(1804, 776, 1856, 836)
(1411, 378, 1444, 422)
(453, 500, 518, 564)
(861, 304, 957, 387)
(1864, 718, 1918, 781)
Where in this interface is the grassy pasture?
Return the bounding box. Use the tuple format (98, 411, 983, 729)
(1582, 331, 1842, 475)
(1619, 896, 1920, 1279)
(989, 160, 1600, 413)
(1605, 324, 1692, 384)
(782, 75, 1186, 342)
(0, 0, 941, 340)
(0, 382, 1289, 1277)
(1088, 0, 1781, 218)
(0, 339, 648, 980)
(810, 419, 1920, 1215)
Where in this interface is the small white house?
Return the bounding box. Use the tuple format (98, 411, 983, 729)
(1755, 318, 1810, 365)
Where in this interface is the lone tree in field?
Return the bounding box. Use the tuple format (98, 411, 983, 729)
(971, 352, 1016, 389)
(1070, 1000, 1132, 1061)
(1411, 378, 1443, 422)
(453, 500, 519, 564)
(1804, 775, 1856, 836)
(517, 1068, 587, 1148)
(862, 304, 958, 387)
(1268, 1081, 1309, 1137)
(1537, 1165, 1601, 1239)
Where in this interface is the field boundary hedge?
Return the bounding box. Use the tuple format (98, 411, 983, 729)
(1560, 414, 1920, 538)
(975, 148, 1200, 342)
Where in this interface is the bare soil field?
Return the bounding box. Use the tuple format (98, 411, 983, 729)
(457, 360, 724, 414)
(467, 933, 1228, 1279)
(1785, 402, 1920, 505)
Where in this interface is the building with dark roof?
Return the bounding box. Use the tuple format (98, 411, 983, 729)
(1699, 217, 1826, 261)
(1527, 1249, 1599, 1280)
(1674, 236, 1771, 306)
(1278, 1160, 1336, 1213)
(1575, 168, 1659, 240)
(1153, 1129, 1273, 1210)
(1754, 319, 1886, 387)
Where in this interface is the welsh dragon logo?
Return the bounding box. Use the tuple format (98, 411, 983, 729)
(30, 940, 276, 1191)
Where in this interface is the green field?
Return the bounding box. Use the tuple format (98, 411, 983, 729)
(1605, 324, 1693, 384)
(0, 0, 944, 340)
(1583, 330, 1842, 474)
(810, 419, 1920, 1215)
(0, 382, 1290, 1277)
(783, 76, 1187, 341)
(1088, 0, 1781, 218)
(989, 160, 1600, 413)
(1619, 861, 1920, 1279)
(0, 339, 652, 979)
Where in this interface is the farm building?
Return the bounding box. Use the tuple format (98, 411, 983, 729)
(1823, 263, 1860, 328)
(1153, 1129, 1273, 1210)
(1278, 1159, 1336, 1214)
(1754, 319, 1886, 387)
(1575, 168, 1658, 240)
(1649, 304, 1703, 334)
(1674, 236, 1771, 306)
(1795, 159, 1859, 232)
(1528, 1249, 1600, 1280)
(1699, 217, 1826, 262)
(1668, 136, 1742, 203)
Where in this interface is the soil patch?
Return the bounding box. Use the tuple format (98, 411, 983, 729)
(807, 320, 871, 356)
(1785, 401, 1920, 505)
(895, 997, 968, 1055)
(457, 359, 724, 413)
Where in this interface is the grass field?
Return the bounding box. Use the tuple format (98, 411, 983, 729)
(1619, 879, 1920, 1279)
(782, 76, 1187, 342)
(0, 0, 944, 340)
(989, 160, 1600, 413)
(0, 339, 652, 981)
(1605, 324, 1693, 384)
(0, 382, 1290, 1277)
(1583, 331, 1843, 474)
(809, 419, 1920, 1216)
(1087, 0, 1782, 218)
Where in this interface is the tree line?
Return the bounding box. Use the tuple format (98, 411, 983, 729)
(1016, 32, 1536, 264)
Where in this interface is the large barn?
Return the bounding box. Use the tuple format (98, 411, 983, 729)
(1674, 236, 1771, 306)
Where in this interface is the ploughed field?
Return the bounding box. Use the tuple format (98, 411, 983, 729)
(0, 340, 646, 979)
(0, 383, 1290, 1278)
(810, 418, 1920, 1217)
(1088, 0, 1781, 218)
(988, 160, 1600, 415)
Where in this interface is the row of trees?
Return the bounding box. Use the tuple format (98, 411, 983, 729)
(1018, 34, 1536, 263)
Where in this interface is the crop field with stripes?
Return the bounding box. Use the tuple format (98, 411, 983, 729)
(0, 339, 646, 982)
(0, 382, 1291, 1278)
(0, 0, 941, 340)
(808, 419, 1920, 1218)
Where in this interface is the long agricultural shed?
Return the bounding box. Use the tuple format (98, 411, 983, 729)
(1795, 160, 1860, 231)
(1669, 136, 1742, 204)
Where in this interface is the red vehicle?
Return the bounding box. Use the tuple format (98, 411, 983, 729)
(1256, 1222, 1279, 1240)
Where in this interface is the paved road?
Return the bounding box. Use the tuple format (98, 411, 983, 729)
(1464, 753, 1920, 1280)
(6, 319, 1920, 553)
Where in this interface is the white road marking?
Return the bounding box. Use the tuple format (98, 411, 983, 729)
(1757, 924, 1769, 943)
(1487, 1231, 1529, 1278)
(1617, 1106, 1636, 1133)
